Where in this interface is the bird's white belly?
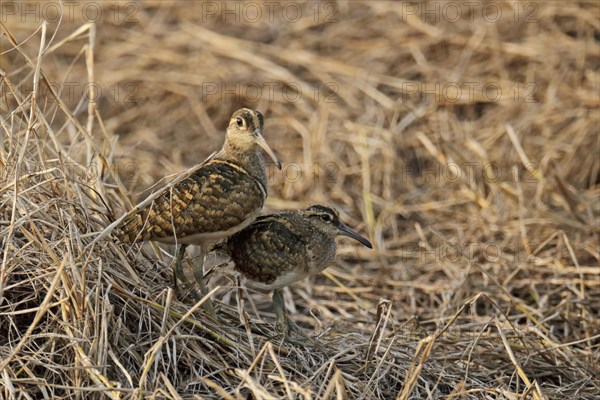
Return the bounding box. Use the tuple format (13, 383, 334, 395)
(157, 209, 260, 245)
(244, 271, 309, 291)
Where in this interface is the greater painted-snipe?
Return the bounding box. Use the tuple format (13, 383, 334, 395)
(222, 204, 372, 334)
(116, 108, 282, 315)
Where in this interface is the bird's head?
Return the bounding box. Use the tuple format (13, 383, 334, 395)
(226, 108, 282, 170)
(304, 205, 373, 248)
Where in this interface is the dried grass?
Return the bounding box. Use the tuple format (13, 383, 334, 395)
(1, 1, 599, 399)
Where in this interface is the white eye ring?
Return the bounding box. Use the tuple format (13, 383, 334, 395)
(236, 117, 244, 128)
(320, 214, 333, 222)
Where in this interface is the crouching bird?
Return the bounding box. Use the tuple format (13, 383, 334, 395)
(115, 108, 281, 316)
(222, 205, 372, 337)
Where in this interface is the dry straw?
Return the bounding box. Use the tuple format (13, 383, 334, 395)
(1, 1, 599, 399)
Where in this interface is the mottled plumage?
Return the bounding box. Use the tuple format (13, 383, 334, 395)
(116, 159, 265, 244)
(116, 109, 279, 245)
(115, 108, 281, 309)
(224, 205, 372, 334)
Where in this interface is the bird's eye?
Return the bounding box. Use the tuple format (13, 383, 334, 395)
(320, 214, 333, 223)
(236, 117, 244, 128)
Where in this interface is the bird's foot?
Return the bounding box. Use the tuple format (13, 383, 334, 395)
(175, 281, 200, 302)
(193, 291, 219, 322)
(173, 278, 219, 322)
(276, 316, 312, 345)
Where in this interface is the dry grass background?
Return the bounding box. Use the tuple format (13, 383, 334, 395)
(1, 1, 599, 399)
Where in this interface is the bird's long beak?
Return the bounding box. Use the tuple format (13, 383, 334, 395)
(338, 223, 373, 249)
(255, 129, 282, 170)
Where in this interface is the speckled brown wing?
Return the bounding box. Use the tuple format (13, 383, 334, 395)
(116, 159, 266, 243)
(227, 213, 310, 285)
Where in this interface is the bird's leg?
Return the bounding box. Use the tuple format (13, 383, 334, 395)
(193, 249, 217, 319)
(273, 289, 304, 334)
(273, 288, 287, 332)
(174, 244, 187, 290)
(174, 244, 200, 298)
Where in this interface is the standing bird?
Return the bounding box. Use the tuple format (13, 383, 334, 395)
(116, 108, 281, 312)
(223, 205, 372, 334)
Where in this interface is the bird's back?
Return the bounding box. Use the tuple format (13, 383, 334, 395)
(227, 211, 335, 289)
(116, 159, 266, 244)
